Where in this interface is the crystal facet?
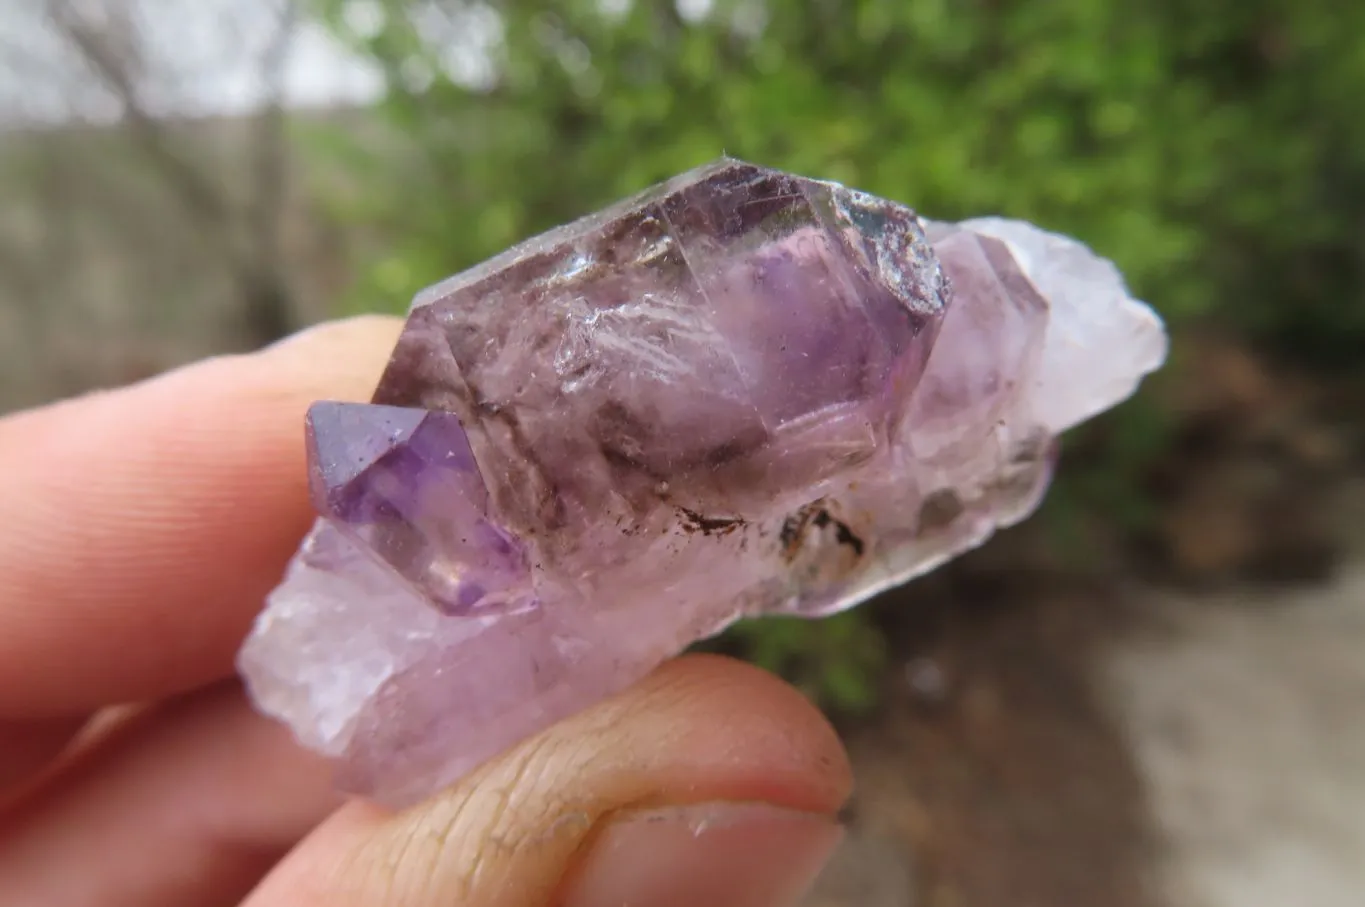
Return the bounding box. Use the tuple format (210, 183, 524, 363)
(305, 402, 531, 615)
(238, 159, 1168, 805)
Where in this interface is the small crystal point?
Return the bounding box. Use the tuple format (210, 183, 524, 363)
(239, 159, 1167, 806)
(305, 401, 427, 514)
(904, 230, 1047, 462)
(304, 400, 531, 615)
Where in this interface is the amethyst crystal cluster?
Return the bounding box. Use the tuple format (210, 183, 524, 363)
(239, 159, 1166, 805)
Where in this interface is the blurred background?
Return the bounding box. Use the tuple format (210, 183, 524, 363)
(2, 1, 1363, 904)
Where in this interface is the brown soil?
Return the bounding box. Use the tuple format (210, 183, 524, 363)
(806, 338, 1363, 907)
(807, 573, 1158, 907)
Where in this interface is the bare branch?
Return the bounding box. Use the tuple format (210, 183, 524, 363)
(251, 0, 297, 256)
(43, 0, 234, 226)
(29, 0, 304, 344)
(237, 0, 302, 343)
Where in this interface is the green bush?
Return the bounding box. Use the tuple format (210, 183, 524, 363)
(306, 0, 1365, 711)
(319, 0, 1365, 344)
(715, 611, 888, 715)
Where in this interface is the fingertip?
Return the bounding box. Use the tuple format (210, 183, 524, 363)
(0, 685, 344, 907)
(0, 316, 403, 717)
(637, 654, 854, 810)
(245, 654, 852, 907)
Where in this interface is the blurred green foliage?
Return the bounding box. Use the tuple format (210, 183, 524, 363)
(719, 611, 888, 715)
(306, 0, 1365, 711)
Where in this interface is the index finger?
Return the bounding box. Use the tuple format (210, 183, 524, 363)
(0, 316, 402, 718)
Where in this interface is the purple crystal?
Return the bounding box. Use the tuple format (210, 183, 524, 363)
(239, 159, 1167, 805)
(305, 401, 531, 615)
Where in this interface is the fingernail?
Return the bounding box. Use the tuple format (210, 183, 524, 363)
(560, 801, 843, 907)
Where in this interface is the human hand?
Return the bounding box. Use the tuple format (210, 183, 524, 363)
(0, 317, 851, 907)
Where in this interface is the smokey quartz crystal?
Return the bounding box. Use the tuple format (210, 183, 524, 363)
(239, 159, 1167, 805)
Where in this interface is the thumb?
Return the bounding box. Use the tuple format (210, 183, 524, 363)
(243, 655, 851, 907)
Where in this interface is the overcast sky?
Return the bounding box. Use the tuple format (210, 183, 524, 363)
(0, 1, 730, 128)
(0, 0, 388, 126)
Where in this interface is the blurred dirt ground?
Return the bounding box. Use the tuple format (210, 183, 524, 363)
(803, 343, 1365, 907)
(803, 571, 1156, 907)
(1111, 562, 1365, 907)
(806, 560, 1365, 907)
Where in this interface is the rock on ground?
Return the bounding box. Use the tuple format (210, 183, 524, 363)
(1106, 566, 1365, 907)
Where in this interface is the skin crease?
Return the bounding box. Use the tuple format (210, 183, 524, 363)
(0, 317, 853, 907)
